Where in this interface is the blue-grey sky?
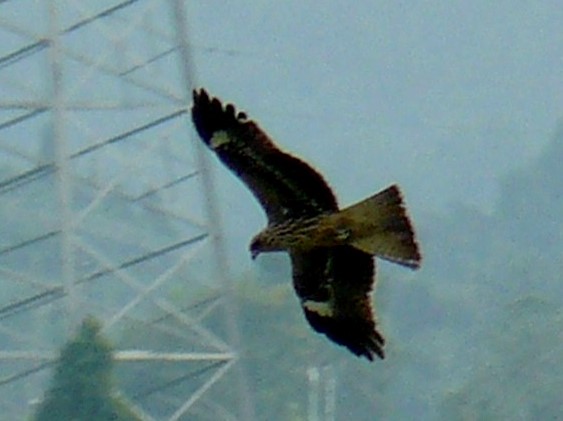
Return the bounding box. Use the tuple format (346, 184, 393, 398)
(1, 2, 561, 418)
(188, 1, 563, 265)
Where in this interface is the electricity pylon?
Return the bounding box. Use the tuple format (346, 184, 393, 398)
(0, 1, 254, 419)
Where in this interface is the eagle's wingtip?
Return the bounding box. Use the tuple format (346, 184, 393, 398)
(192, 87, 208, 102)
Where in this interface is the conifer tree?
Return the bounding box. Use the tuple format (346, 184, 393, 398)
(34, 317, 139, 421)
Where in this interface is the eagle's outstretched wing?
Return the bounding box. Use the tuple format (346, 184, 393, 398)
(190, 88, 413, 361)
(291, 247, 385, 360)
(191, 89, 338, 223)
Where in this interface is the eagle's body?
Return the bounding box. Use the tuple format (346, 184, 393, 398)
(191, 89, 421, 360)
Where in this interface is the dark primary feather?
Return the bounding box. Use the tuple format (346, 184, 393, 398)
(191, 89, 338, 223)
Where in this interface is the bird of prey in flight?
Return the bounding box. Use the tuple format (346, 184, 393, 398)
(191, 89, 421, 360)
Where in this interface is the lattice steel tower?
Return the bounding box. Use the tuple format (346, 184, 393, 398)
(0, 1, 254, 419)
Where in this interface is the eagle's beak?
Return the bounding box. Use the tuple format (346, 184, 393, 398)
(251, 249, 259, 260)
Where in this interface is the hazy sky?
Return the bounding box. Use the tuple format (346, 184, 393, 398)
(187, 1, 563, 265)
(0, 2, 560, 418)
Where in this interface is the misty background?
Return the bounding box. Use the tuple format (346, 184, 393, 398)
(190, 1, 563, 419)
(0, 0, 562, 419)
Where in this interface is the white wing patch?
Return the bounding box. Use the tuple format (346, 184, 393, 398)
(303, 299, 334, 317)
(210, 130, 232, 149)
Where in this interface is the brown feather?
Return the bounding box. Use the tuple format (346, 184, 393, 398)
(291, 247, 385, 360)
(190, 89, 422, 361)
(321, 185, 422, 268)
(191, 89, 337, 222)
(250, 185, 421, 269)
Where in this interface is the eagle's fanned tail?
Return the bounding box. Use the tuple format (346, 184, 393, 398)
(329, 184, 422, 269)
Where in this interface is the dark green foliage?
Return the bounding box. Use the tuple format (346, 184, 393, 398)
(33, 317, 140, 421)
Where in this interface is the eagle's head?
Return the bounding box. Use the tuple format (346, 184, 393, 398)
(249, 229, 280, 259)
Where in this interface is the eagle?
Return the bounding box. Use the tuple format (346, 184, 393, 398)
(191, 89, 421, 361)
